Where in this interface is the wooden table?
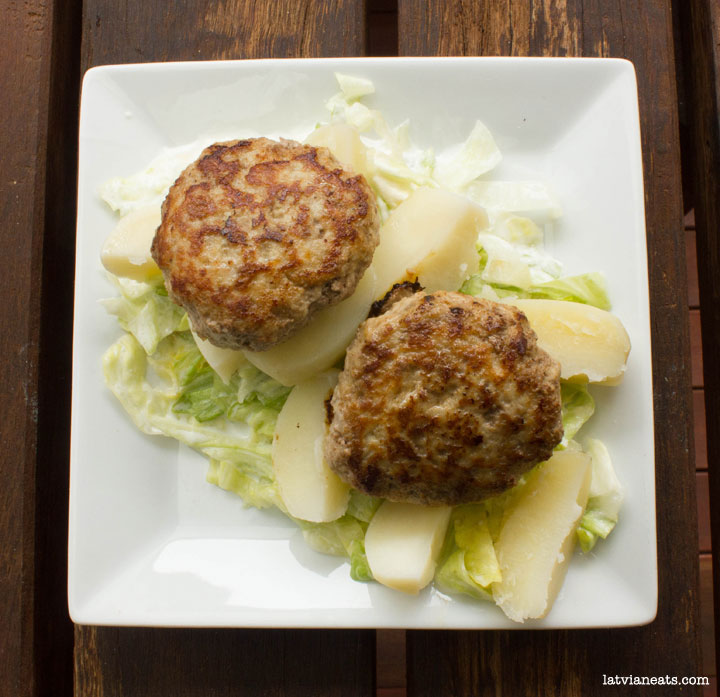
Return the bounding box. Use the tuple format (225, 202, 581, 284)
(3, 1, 715, 695)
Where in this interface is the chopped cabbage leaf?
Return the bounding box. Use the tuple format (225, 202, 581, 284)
(301, 512, 374, 582)
(477, 233, 533, 289)
(464, 180, 562, 223)
(301, 521, 347, 556)
(103, 331, 283, 509)
(490, 213, 544, 246)
(346, 490, 382, 523)
(98, 73, 624, 609)
(99, 144, 205, 216)
(436, 505, 501, 600)
(560, 382, 595, 448)
(530, 273, 610, 310)
(101, 276, 188, 355)
(206, 458, 280, 510)
(324, 74, 436, 211)
(434, 121, 502, 190)
(436, 549, 494, 601)
(335, 73, 375, 101)
(461, 270, 610, 311)
(577, 439, 623, 552)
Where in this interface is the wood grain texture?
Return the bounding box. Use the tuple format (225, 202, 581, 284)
(377, 629, 406, 689)
(75, 3, 375, 697)
(692, 309, 704, 387)
(680, 0, 720, 683)
(399, 1, 701, 695)
(75, 627, 375, 697)
(0, 2, 50, 693)
(695, 389, 707, 470)
(82, 0, 365, 66)
(688, 229, 700, 307)
(700, 555, 716, 678)
(1, 1, 80, 695)
(697, 472, 711, 553)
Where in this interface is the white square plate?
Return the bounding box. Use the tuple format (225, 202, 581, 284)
(69, 57, 655, 628)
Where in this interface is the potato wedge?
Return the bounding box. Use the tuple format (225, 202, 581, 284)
(305, 123, 371, 180)
(190, 329, 245, 385)
(101, 204, 161, 282)
(491, 450, 592, 622)
(511, 298, 631, 384)
(372, 187, 488, 298)
(365, 501, 452, 594)
(272, 370, 349, 523)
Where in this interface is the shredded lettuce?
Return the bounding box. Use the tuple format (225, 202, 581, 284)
(99, 145, 205, 216)
(459, 230, 609, 308)
(335, 73, 375, 101)
(477, 233, 533, 289)
(560, 382, 595, 447)
(206, 458, 280, 510)
(299, 491, 380, 580)
(530, 273, 611, 310)
(98, 72, 625, 607)
(300, 511, 374, 582)
(172, 364, 238, 423)
(434, 121, 502, 190)
(577, 439, 623, 552)
(490, 213, 544, 246)
(464, 180, 562, 223)
(436, 505, 501, 600)
(102, 323, 287, 510)
(101, 276, 189, 354)
(346, 490, 382, 522)
(461, 270, 610, 311)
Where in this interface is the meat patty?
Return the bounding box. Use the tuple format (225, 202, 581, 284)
(151, 137, 380, 351)
(324, 291, 563, 505)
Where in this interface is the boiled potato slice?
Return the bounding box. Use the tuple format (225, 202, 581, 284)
(101, 204, 161, 281)
(243, 266, 376, 387)
(372, 187, 488, 298)
(190, 329, 245, 385)
(305, 123, 372, 180)
(365, 502, 452, 594)
(491, 450, 592, 622)
(511, 299, 631, 384)
(272, 370, 350, 522)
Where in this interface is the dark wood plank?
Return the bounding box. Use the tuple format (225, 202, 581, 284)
(367, 0, 399, 57)
(700, 555, 717, 679)
(695, 389, 708, 471)
(1, 1, 81, 695)
(692, 309, 704, 387)
(75, 3, 374, 697)
(697, 472, 711, 553)
(680, 0, 720, 682)
(75, 627, 374, 697)
(688, 229, 700, 307)
(377, 630, 406, 689)
(82, 0, 365, 65)
(0, 2, 50, 692)
(399, 1, 701, 695)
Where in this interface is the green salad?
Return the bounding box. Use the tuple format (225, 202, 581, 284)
(100, 74, 625, 622)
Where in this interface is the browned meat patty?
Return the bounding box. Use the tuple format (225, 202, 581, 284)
(324, 291, 563, 505)
(151, 137, 380, 351)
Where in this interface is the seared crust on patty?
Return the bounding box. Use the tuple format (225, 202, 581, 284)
(151, 137, 380, 351)
(324, 291, 563, 505)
